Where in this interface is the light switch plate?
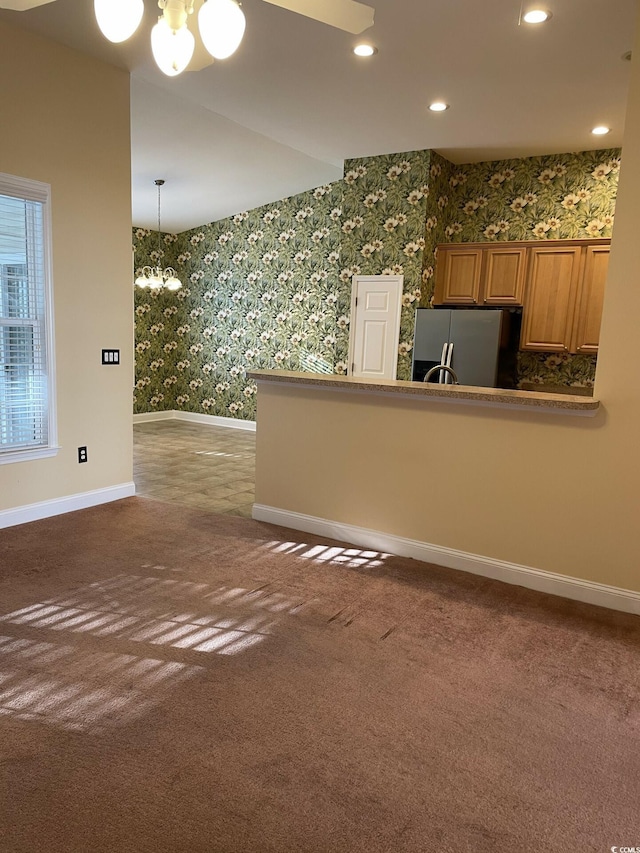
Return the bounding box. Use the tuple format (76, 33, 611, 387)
(102, 349, 120, 365)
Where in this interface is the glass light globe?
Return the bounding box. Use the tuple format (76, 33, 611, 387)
(198, 0, 246, 60)
(148, 268, 164, 288)
(165, 276, 182, 291)
(151, 18, 196, 77)
(134, 272, 150, 288)
(94, 0, 144, 43)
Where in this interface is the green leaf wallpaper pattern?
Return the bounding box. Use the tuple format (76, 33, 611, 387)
(134, 229, 185, 412)
(442, 148, 619, 243)
(133, 146, 621, 417)
(340, 150, 433, 380)
(421, 150, 457, 309)
(517, 351, 597, 391)
(134, 183, 344, 417)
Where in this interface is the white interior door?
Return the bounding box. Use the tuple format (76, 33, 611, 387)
(348, 275, 403, 380)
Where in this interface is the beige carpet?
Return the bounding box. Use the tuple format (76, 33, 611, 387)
(0, 497, 639, 852)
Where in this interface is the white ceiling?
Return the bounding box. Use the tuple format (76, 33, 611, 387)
(0, 0, 636, 232)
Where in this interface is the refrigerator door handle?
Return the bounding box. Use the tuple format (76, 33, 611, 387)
(439, 342, 448, 384)
(445, 341, 454, 384)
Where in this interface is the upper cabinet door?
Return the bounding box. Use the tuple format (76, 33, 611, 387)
(520, 246, 582, 352)
(572, 245, 610, 354)
(482, 247, 526, 305)
(434, 247, 483, 304)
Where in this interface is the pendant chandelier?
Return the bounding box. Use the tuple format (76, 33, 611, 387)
(134, 180, 183, 291)
(94, 0, 246, 77)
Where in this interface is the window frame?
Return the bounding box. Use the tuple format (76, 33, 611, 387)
(0, 172, 57, 465)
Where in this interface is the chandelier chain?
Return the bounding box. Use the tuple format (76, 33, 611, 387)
(156, 178, 165, 259)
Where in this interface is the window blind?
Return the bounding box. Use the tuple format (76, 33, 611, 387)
(0, 181, 50, 453)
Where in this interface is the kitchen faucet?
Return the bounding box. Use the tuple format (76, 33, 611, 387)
(423, 364, 459, 384)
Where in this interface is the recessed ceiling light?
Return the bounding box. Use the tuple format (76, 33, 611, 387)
(429, 102, 449, 112)
(353, 44, 377, 57)
(523, 9, 551, 23)
(592, 126, 611, 136)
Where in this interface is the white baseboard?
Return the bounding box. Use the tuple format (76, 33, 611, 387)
(133, 410, 256, 432)
(0, 482, 136, 530)
(175, 411, 256, 431)
(133, 411, 175, 424)
(252, 504, 640, 616)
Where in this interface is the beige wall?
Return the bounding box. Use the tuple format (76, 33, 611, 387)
(255, 8, 640, 594)
(0, 21, 133, 510)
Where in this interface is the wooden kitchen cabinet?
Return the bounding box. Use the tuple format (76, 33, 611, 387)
(435, 239, 610, 353)
(571, 245, 610, 354)
(434, 246, 483, 304)
(434, 244, 526, 306)
(520, 243, 610, 353)
(483, 247, 527, 305)
(520, 246, 583, 352)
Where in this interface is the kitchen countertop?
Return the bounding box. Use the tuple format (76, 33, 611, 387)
(247, 370, 600, 415)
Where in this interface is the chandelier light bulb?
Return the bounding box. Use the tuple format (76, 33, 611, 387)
(148, 268, 165, 287)
(151, 17, 196, 76)
(94, 0, 144, 43)
(198, 0, 246, 60)
(165, 273, 183, 291)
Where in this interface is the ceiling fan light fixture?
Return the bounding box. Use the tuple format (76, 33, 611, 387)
(198, 0, 246, 60)
(94, 0, 144, 43)
(151, 16, 196, 76)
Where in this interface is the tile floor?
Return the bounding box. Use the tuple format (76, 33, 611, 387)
(133, 420, 256, 517)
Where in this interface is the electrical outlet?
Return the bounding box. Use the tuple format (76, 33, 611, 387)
(78, 446, 88, 463)
(101, 349, 120, 365)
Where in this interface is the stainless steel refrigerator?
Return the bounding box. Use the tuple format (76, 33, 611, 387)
(411, 308, 505, 387)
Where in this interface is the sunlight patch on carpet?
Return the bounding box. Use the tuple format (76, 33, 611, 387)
(0, 636, 201, 732)
(262, 541, 390, 569)
(0, 571, 306, 732)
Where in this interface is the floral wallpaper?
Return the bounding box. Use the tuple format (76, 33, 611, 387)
(441, 148, 620, 389)
(134, 146, 621, 417)
(421, 151, 456, 308)
(443, 148, 620, 244)
(135, 182, 344, 417)
(339, 150, 432, 380)
(134, 229, 186, 411)
(134, 148, 442, 413)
